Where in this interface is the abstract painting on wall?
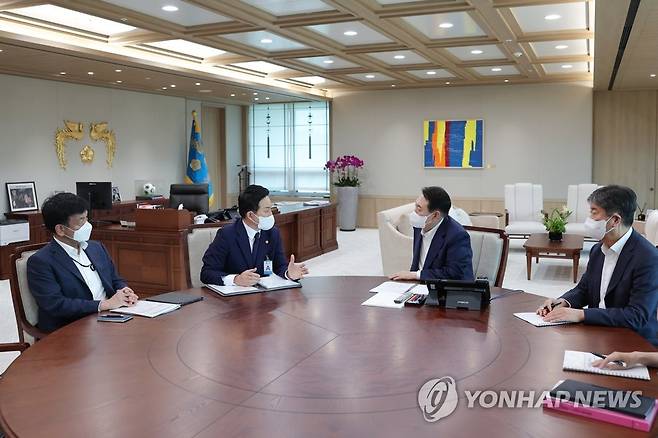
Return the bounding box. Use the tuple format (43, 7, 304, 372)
(423, 119, 483, 168)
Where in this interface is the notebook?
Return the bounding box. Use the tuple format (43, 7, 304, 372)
(513, 312, 576, 327)
(110, 300, 180, 318)
(206, 274, 301, 297)
(361, 291, 405, 309)
(206, 284, 260, 296)
(562, 350, 651, 381)
(146, 292, 203, 306)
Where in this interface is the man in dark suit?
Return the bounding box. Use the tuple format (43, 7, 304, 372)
(539, 185, 658, 346)
(200, 185, 308, 286)
(27, 193, 138, 332)
(390, 186, 474, 282)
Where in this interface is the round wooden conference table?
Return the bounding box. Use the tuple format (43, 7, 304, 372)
(1, 276, 657, 437)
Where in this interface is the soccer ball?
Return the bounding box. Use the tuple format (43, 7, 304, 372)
(143, 183, 156, 195)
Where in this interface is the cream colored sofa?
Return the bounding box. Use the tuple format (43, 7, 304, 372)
(644, 210, 658, 246)
(377, 203, 508, 285)
(187, 226, 221, 288)
(565, 184, 601, 237)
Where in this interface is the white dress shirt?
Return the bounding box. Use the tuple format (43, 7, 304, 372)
(415, 218, 443, 279)
(222, 221, 260, 286)
(54, 238, 107, 304)
(598, 227, 633, 308)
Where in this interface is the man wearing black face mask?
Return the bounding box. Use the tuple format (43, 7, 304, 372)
(537, 185, 658, 346)
(389, 186, 474, 282)
(27, 193, 137, 332)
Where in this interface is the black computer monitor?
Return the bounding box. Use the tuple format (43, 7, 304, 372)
(76, 182, 113, 216)
(169, 183, 209, 214)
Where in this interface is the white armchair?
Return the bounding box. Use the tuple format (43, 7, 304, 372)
(565, 184, 601, 237)
(644, 210, 658, 246)
(187, 226, 220, 288)
(504, 183, 545, 237)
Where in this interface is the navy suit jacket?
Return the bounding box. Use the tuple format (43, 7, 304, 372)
(410, 215, 474, 281)
(27, 239, 126, 333)
(200, 219, 288, 285)
(561, 230, 658, 346)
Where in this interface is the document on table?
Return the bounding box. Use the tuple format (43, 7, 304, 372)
(361, 291, 405, 309)
(513, 312, 576, 327)
(206, 284, 260, 296)
(110, 300, 180, 318)
(563, 350, 650, 381)
(369, 281, 416, 294)
(257, 274, 300, 291)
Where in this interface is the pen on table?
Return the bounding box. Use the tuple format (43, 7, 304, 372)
(590, 352, 626, 367)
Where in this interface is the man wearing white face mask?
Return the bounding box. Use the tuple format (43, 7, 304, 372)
(200, 184, 308, 287)
(27, 193, 138, 332)
(389, 186, 474, 282)
(537, 185, 658, 346)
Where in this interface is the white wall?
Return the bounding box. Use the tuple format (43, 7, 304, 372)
(0, 74, 243, 215)
(331, 82, 593, 200)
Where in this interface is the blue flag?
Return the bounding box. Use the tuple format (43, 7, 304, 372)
(185, 111, 214, 206)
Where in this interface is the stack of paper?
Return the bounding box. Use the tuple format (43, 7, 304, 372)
(563, 350, 651, 381)
(361, 291, 405, 309)
(257, 274, 299, 291)
(206, 284, 260, 296)
(111, 300, 180, 318)
(513, 312, 575, 327)
(369, 281, 417, 294)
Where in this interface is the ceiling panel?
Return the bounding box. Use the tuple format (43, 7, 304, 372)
(221, 30, 307, 52)
(346, 72, 394, 82)
(102, 0, 231, 26)
(231, 61, 289, 73)
(471, 65, 520, 76)
(241, 0, 335, 16)
(542, 61, 590, 74)
(146, 39, 227, 58)
(530, 39, 589, 57)
(9, 5, 135, 35)
(402, 11, 486, 40)
(305, 21, 393, 46)
(406, 69, 454, 79)
(511, 2, 588, 33)
(366, 50, 429, 65)
(445, 45, 507, 61)
(295, 56, 359, 69)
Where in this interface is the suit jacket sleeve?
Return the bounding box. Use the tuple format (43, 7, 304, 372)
(200, 229, 231, 285)
(419, 232, 473, 281)
(583, 254, 658, 330)
(271, 227, 288, 278)
(27, 255, 99, 319)
(560, 245, 595, 308)
(100, 242, 126, 291)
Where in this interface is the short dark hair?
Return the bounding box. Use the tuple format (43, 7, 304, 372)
(41, 192, 89, 232)
(238, 185, 270, 218)
(421, 186, 451, 215)
(587, 185, 637, 227)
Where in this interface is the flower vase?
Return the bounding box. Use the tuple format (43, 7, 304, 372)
(336, 186, 358, 231)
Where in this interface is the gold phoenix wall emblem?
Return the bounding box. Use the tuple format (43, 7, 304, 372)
(80, 145, 95, 163)
(55, 120, 84, 169)
(54, 121, 117, 169)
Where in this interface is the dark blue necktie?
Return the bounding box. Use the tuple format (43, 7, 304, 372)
(252, 232, 260, 265)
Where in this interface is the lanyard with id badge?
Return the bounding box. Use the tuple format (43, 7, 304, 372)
(264, 256, 273, 276)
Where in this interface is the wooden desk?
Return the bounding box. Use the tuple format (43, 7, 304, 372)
(524, 233, 584, 283)
(1, 277, 657, 437)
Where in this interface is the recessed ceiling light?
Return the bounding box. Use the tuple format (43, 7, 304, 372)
(199, 89, 212, 93)
(145, 77, 151, 80)
(491, 67, 502, 72)
(544, 14, 561, 20)
(426, 71, 437, 75)
(120, 17, 128, 22)
(505, 39, 513, 43)
(195, 82, 201, 86)
(650, 74, 656, 78)
(445, 81, 451, 85)
(323, 59, 334, 64)
(260, 38, 273, 44)
(514, 52, 523, 57)
(170, 84, 176, 87)
(116, 80, 122, 83)
(253, 92, 258, 95)
(265, 97, 270, 100)
(230, 93, 236, 96)
(439, 22, 453, 28)
(343, 30, 358, 36)
(504, 79, 509, 83)
(114, 69, 122, 72)
(162, 87, 167, 90)
(470, 50, 483, 55)
(393, 55, 406, 59)
(365, 74, 375, 79)
(162, 5, 179, 12)
(555, 44, 568, 50)
(0, 49, 3, 53)
(254, 97, 259, 101)
(391, 84, 396, 87)
(59, 71, 66, 75)
(561, 64, 573, 69)
(87, 71, 94, 75)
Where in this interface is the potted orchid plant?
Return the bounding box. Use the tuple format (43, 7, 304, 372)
(543, 206, 572, 241)
(325, 155, 365, 231)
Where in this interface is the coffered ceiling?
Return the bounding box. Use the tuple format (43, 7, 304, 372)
(0, 0, 595, 103)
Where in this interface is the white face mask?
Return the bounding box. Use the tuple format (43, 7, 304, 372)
(66, 221, 93, 243)
(409, 211, 429, 229)
(583, 216, 615, 241)
(256, 214, 275, 231)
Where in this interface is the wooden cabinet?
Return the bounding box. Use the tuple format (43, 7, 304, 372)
(321, 205, 338, 252)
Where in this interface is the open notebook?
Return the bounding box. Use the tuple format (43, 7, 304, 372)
(206, 274, 301, 296)
(513, 312, 576, 327)
(110, 300, 180, 318)
(563, 350, 651, 381)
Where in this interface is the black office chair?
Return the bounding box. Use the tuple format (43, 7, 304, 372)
(169, 183, 209, 214)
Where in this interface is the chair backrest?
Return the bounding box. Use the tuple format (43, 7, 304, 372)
(567, 184, 600, 223)
(645, 210, 658, 246)
(169, 183, 209, 214)
(187, 226, 221, 288)
(504, 183, 543, 222)
(376, 203, 415, 274)
(10, 243, 48, 344)
(464, 226, 509, 287)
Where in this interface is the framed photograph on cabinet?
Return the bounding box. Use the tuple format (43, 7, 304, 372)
(6, 181, 39, 212)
